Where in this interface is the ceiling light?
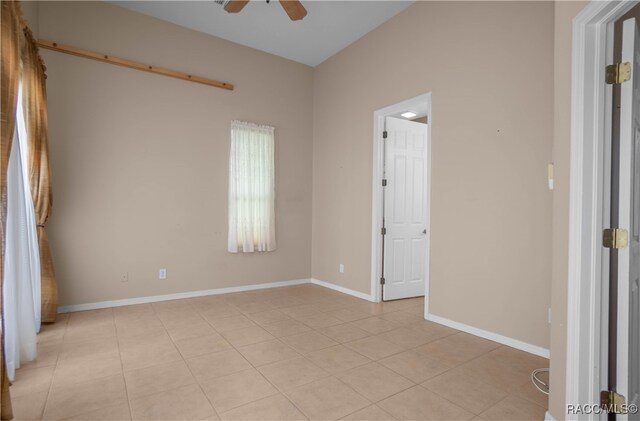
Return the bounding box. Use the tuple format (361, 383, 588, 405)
(401, 111, 417, 119)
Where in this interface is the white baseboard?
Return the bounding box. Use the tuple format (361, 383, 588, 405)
(58, 278, 311, 313)
(57, 279, 548, 360)
(427, 313, 550, 359)
(310, 278, 375, 302)
(58, 277, 375, 313)
(544, 411, 556, 421)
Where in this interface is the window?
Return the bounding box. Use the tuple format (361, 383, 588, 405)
(228, 120, 276, 253)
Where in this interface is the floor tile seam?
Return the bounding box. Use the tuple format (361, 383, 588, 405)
(503, 388, 549, 411)
(256, 355, 331, 395)
(443, 345, 533, 391)
(180, 343, 223, 420)
(477, 393, 548, 419)
(336, 368, 417, 404)
(337, 404, 393, 421)
(33, 351, 57, 421)
(280, 375, 374, 421)
(42, 312, 122, 421)
(381, 382, 476, 418)
(114, 311, 136, 421)
(250, 362, 311, 420)
(339, 336, 409, 362)
(419, 376, 501, 416)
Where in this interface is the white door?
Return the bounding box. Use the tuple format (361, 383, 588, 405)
(383, 117, 429, 301)
(616, 17, 640, 419)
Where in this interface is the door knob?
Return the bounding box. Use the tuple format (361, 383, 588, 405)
(422, 229, 427, 234)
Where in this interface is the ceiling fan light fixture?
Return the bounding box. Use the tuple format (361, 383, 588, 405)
(401, 111, 417, 119)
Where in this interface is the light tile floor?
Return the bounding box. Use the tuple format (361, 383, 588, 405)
(11, 284, 549, 420)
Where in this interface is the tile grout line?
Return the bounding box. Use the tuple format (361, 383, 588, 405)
(476, 392, 546, 419)
(42, 299, 438, 418)
(407, 341, 545, 417)
(49, 309, 123, 421)
(123, 305, 209, 407)
(273, 307, 420, 419)
(27, 288, 316, 418)
(38, 314, 70, 421)
(107, 308, 132, 421)
(119, 304, 212, 417)
(331, 358, 419, 415)
(29, 290, 546, 420)
(155, 299, 222, 420)
(250, 361, 311, 421)
(183, 297, 280, 418)
(338, 402, 397, 421)
(371, 329, 494, 384)
(187, 293, 367, 418)
(118, 303, 153, 420)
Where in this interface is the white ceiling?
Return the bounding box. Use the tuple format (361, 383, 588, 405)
(111, 1, 413, 67)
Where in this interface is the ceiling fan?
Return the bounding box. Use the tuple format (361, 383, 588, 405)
(220, 0, 308, 21)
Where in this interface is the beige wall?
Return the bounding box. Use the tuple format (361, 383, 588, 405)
(312, 1, 554, 349)
(21, 1, 39, 38)
(38, 2, 314, 307)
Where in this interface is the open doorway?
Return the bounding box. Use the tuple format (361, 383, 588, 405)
(370, 93, 432, 310)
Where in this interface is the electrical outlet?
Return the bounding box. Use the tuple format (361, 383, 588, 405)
(121, 272, 129, 282)
(159, 269, 167, 280)
(339, 264, 344, 273)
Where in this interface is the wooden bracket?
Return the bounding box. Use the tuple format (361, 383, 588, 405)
(37, 39, 234, 91)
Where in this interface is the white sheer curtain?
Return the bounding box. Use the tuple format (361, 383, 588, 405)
(3, 84, 41, 380)
(228, 120, 276, 253)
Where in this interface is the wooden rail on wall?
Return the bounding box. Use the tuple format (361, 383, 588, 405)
(37, 39, 234, 91)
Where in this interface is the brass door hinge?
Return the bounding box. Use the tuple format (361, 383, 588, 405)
(380, 277, 386, 285)
(601, 390, 626, 413)
(603, 228, 629, 249)
(606, 62, 631, 84)
(381, 227, 386, 235)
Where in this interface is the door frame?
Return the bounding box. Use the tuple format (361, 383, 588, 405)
(566, 1, 639, 418)
(370, 92, 432, 311)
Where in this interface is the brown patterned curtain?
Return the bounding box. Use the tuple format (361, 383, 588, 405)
(1, 0, 21, 417)
(21, 22, 58, 324)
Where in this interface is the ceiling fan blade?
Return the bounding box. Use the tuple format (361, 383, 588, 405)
(224, 0, 249, 13)
(279, 0, 307, 21)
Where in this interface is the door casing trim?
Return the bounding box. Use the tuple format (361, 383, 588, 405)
(566, 1, 639, 418)
(370, 92, 432, 313)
